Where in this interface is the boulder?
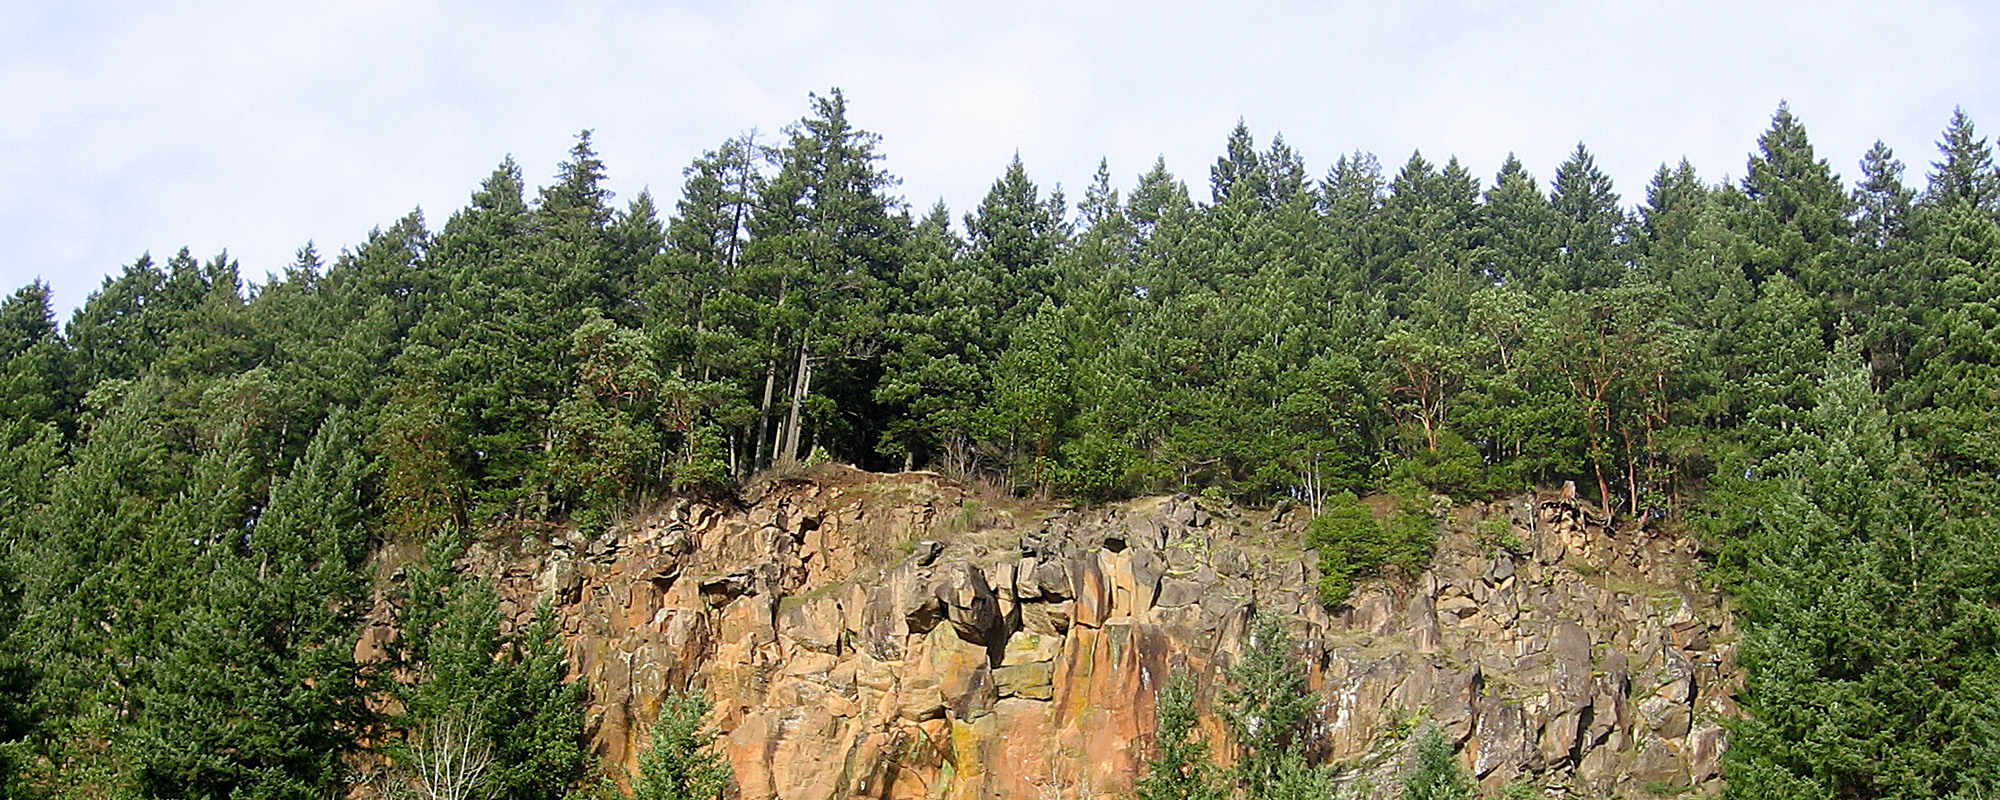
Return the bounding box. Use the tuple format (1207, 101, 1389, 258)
(1471, 698, 1531, 777)
(1688, 724, 1727, 783)
(1070, 552, 1111, 628)
(938, 563, 1009, 652)
(1551, 621, 1593, 708)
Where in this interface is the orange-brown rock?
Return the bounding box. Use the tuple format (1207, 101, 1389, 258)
(441, 467, 1735, 799)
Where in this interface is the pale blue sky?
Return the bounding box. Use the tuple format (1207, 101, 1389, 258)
(3, 0, 1996, 314)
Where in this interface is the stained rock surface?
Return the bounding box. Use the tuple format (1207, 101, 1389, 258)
(425, 466, 1735, 799)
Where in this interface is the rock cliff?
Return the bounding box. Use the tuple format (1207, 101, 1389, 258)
(411, 466, 1737, 799)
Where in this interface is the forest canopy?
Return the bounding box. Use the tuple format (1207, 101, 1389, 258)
(3, 90, 1999, 798)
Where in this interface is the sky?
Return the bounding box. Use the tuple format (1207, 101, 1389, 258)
(3, 0, 1996, 315)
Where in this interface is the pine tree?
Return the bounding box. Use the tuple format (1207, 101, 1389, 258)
(1924, 107, 2000, 213)
(1261, 747, 1335, 800)
(1137, 670, 1223, 800)
(414, 156, 563, 521)
(607, 189, 668, 323)
(1211, 120, 1265, 206)
(1478, 155, 1558, 289)
(965, 154, 1068, 334)
(1379, 152, 1480, 319)
(631, 690, 735, 800)
(1068, 158, 1140, 292)
(0, 282, 74, 435)
(1851, 141, 1921, 380)
(741, 89, 908, 468)
(1320, 150, 1389, 288)
(875, 203, 990, 470)
(990, 302, 1074, 487)
(393, 535, 588, 800)
(1900, 193, 2000, 482)
(1725, 336, 2000, 799)
(1129, 156, 1193, 243)
(1222, 615, 1315, 799)
(1548, 143, 1628, 290)
(540, 130, 627, 319)
(1401, 724, 1472, 800)
(1739, 103, 1855, 308)
(65, 252, 198, 389)
(1262, 133, 1310, 209)
(132, 412, 370, 799)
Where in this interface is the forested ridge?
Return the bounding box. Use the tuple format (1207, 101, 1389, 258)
(1, 89, 1998, 798)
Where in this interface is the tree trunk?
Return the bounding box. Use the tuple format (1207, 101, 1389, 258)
(780, 346, 812, 464)
(727, 430, 739, 479)
(1594, 460, 1615, 522)
(753, 359, 777, 470)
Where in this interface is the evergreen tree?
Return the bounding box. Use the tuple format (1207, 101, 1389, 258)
(413, 156, 560, 521)
(1401, 724, 1472, 800)
(1129, 156, 1193, 243)
(1924, 107, 2000, 214)
(1851, 141, 1920, 380)
(393, 534, 589, 800)
(132, 412, 371, 799)
(875, 203, 990, 470)
(1735, 274, 1823, 455)
(1739, 103, 1855, 308)
(1478, 155, 1559, 288)
(1260, 748, 1335, 800)
(740, 88, 907, 468)
(0, 281, 74, 436)
(1548, 143, 1628, 290)
(1900, 192, 2000, 484)
(1068, 158, 1141, 293)
(1261, 133, 1310, 209)
(0, 558, 33, 800)
(965, 154, 1068, 334)
(1726, 336, 2000, 799)
(607, 189, 668, 324)
(648, 134, 766, 478)
(1378, 152, 1480, 318)
(1137, 670, 1223, 800)
(540, 130, 628, 319)
(1210, 120, 1264, 206)
(1222, 615, 1315, 799)
(631, 690, 735, 800)
(1320, 150, 1389, 293)
(12, 91, 2000, 800)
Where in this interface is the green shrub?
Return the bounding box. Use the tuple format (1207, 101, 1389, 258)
(1050, 430, 1138, 502)
(1401, 724, 1472, 800)
(1306, 493, 1437, 607)
(1479, 516, 1528, 556)
(1498, 776, 1541, 800)
(1387, 429, 1486, 500)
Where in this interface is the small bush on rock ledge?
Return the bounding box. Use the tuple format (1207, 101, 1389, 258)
(1307, 493, 1437, 607)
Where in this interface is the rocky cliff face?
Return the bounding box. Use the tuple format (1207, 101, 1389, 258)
(426, 466, 1736, 799)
